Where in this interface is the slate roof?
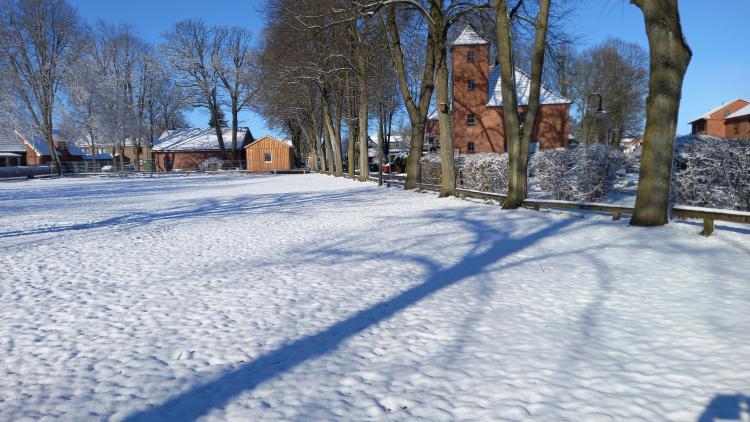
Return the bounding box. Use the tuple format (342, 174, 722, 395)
(153, 127, 251, 152)
(486, 67, 570, 107)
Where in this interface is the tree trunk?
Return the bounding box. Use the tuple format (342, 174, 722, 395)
(385, 5, 435, 190)
(322, 94, 343, 177)
(323, 122, 335, 176)
(347, 118, 357, 179)
(497, 0, 551, 208)
(377, 107, 384, 186)
(45, 123, 62, 176)
(630, 0, 692, 226)
(432, 4, 455, 197)
(231, 106, 239, 161)
(357, 48, 369, 182)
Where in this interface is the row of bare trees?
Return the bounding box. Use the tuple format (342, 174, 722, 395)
(0, 0, 258, 174)
(255, 0, 691, 227)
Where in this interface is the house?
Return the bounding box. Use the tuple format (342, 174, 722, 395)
(76, 138, 147, 167)
(424, 110, 440, 152)
(16, 130, 85, 166)
(152, 127, 253, 171)
(449, 26, 571, 154)
(620, 136, 643, 154)
(0, 136, 26, 167)
(245, 135, 295, 172)
(689, 99, 749, 138)
(723, 104, 750, 140)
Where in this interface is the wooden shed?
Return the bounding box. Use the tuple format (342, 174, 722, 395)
(245, 136, 295, 172)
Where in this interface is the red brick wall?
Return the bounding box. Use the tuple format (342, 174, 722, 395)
(154, 151, 226, 171)
(691, 99, 749, 138)
(450, 42, 569, 154)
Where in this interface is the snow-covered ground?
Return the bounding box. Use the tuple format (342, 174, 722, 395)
(1, 174, 749, 421)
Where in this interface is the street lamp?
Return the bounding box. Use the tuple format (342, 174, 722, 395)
(585, 93, 607, 144)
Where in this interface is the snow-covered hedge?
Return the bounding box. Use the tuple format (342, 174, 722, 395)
(0, 166, 53, 178)
(531, 145, 625, 201)
(419, 153, 442, 185)
(457, 153, 509, 193)
(672, 136, 750, 211)
(199, 157, 224, 172)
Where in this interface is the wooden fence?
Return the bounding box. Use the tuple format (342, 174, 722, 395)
(384, 179, 749, 236)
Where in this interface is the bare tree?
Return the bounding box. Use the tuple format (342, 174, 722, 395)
(630, 0, 692, 226)
(163, 20, 227, 157)
(0, 0, 82, 174)
(213, 26, 255, 160)
(493, 0, 552, 208)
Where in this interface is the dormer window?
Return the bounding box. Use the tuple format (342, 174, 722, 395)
(467, 51, 475, 63)
(468, 79, 476, 92)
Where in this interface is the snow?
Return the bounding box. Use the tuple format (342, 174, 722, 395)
(153, 127, 250, 152)
(451, 26, 488, 46)
(1, 174, 749, 421)
(726, 103, 750, 120)
(487, 67, 570, 107)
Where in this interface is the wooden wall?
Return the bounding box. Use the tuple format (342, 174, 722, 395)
(246, 137, 294, 172)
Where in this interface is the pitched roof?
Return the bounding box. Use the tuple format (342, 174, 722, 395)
(15, 130, 84, 156)
(725, 104, 750, 120)
(153, 127, 250, 152)
(452, 26, 488, 46)
(245, 135, 293, 149)
(689, 98, 749, 123)
(0, 135, 25, 153)
(486, 66, 570, 107)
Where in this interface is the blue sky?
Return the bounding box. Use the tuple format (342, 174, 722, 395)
(71, 0, 749, 137)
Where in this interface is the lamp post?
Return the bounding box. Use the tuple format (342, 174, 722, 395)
(584, 93, 607, 144)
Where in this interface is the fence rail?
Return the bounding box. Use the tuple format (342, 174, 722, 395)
(379, 179, 749, 236)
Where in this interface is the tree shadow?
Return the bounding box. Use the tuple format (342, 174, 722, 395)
(122, 209, 579, 421)
(0, 187, 378, 240)
(698, 394, 749, 422)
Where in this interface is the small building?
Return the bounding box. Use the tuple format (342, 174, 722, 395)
(689, 98, 749, 138)
(245, 136, 294, 172)
(16, 130, 84, 166)
(724, 104, 750, 140)
(0, 136, 27, 167)
(153, 127, 253, 171)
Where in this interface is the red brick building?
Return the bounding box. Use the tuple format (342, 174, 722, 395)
(449, 27, 571, 154)
(723, 104, 750, 140)
(16, 130, 84, 166)
(689, 99, 749, 138)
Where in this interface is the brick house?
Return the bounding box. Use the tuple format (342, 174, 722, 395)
(689, 99, 749, 138)
(723, 104, 750, 140)
(449, 26, 571, 154)
(0, 136, 26, 167)
(152, 127, 253, 171)
(15, 130, 84, 166)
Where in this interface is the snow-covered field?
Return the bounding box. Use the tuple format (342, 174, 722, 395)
(1, 174, 749, 421)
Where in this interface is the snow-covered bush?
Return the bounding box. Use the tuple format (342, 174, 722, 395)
(457, 153, 509, 193)
(672, 136, 750, 211)
(531, 144, 625, 201)
(624, 147, 641, 173)
(419, 153, 442, 184)
(199, 157, 224, 172)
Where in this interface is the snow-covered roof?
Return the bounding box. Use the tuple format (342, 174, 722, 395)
(245, 135, 293, 149)
(452, 26, 488, 46)
(15, 130, 83, 156)
(725, 104, 750, 120)
(83, 153, 113, 161)
(486, 66, 571, 107)
(689, 98, 749, 123)
(0, 136, 25, 153)
(153, 127, 250, 152)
